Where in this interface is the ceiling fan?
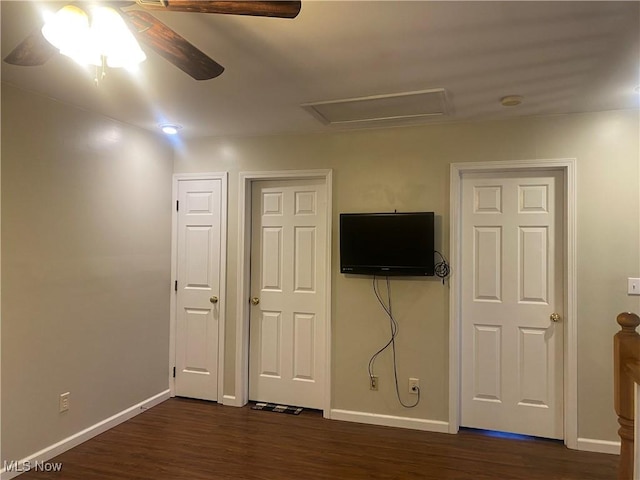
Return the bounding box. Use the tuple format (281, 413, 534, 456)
(3, 1, 302, 81)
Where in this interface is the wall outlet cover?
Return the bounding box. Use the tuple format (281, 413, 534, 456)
(59, 392, 70, 413)
(370, 375, 379, 391)
(409, 378, 419, 395)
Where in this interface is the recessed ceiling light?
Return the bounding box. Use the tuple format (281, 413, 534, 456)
(500, 95, 523, 107)
(160, 124, 182, 135)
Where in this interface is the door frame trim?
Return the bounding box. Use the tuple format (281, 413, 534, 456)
(169, 172, 228, 402)
(448, 159, 577, 448)
(235, 169, 333, 417)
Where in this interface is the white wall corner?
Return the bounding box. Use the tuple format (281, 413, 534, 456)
(0, 390, 170, 480)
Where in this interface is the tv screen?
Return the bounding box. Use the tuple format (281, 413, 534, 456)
(340, 212, 435, 276)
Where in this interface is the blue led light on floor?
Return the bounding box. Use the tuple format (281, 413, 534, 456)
(480, 430, 535, 441)
(463, 428, 536, 441)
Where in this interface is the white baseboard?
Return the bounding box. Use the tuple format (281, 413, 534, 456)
(330, 409, 450, 434)
(576, 437, 620, 455)
(331, 412, 619, 454)
(222, 394, 244, 407)
(1, 390, 170, 480)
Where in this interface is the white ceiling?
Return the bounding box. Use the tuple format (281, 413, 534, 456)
(2, 1, 639, 139)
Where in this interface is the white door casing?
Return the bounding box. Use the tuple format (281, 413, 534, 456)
(460, 170, 563, 438)
(249, 179, 327, 409)
(170, 174, 227, 402)
(449, 159, 577, 448)
(234, 170, 332, 414)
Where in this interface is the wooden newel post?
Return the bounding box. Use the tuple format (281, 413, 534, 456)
(615, 312, 640, 480)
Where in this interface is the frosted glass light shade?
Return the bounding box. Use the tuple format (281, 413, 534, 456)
(41, 6, 91, 58)
(90, 6, 146, 68)
(41, 5, 146, 69)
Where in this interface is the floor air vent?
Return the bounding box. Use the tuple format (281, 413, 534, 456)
(301, 88, 450, 126)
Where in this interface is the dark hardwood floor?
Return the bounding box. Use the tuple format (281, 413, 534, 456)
(19, 398, 617, 479)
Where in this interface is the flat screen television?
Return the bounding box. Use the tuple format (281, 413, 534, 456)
(340, 212, 435, 276)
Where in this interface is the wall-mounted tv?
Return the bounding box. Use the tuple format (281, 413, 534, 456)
(340, 212, 435, 276)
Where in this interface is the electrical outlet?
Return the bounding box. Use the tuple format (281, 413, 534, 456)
(409, 378, 419, 395)
(59, 392, 70, 413)
(370, 375, 379, 391)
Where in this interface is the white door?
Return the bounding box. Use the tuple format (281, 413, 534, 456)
(249, 179, 327, 409)
(460, 170, 564, 439)
(175, 178, 224, 401)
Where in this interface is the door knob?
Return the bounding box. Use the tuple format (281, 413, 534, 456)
(209, 296, 218, 304)
(250, 297, 260, 306)
(550, 313, 561, 323)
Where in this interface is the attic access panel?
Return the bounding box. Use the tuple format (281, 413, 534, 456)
(301, 88, 450, 125)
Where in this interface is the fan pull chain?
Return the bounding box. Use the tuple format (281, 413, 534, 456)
(94, 56, 108, 87)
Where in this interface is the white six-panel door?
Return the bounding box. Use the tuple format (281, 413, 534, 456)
(175, 178, 224, 401)
(249, 179, 327, 409)
(461, 170, 564, 439)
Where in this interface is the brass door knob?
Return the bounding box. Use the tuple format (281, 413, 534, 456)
(209, 296, 218, 304)
(250, 297, 260, 306)
(550, 313, 561, 323)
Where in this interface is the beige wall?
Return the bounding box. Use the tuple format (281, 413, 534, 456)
(1, 83, 174, 462)
(174, 110, 640, 442)
(1, 78, 637, 463)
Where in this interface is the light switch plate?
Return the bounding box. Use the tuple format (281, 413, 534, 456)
(628, 278, 640, 295)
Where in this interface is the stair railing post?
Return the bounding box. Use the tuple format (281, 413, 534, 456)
(615, 312, 640, 480)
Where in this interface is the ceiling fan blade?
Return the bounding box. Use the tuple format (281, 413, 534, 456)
(124, 10, 224, 80)
(4, 28, 57, 66)
(135, 1, 301, 18)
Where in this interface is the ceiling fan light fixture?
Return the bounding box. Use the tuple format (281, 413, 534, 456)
(90, 6, 147, 69)
(41, 6, 90, 55)
(41, 5, 146, 70)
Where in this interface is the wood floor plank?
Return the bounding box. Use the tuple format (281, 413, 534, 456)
(18, 398, 617, 479)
